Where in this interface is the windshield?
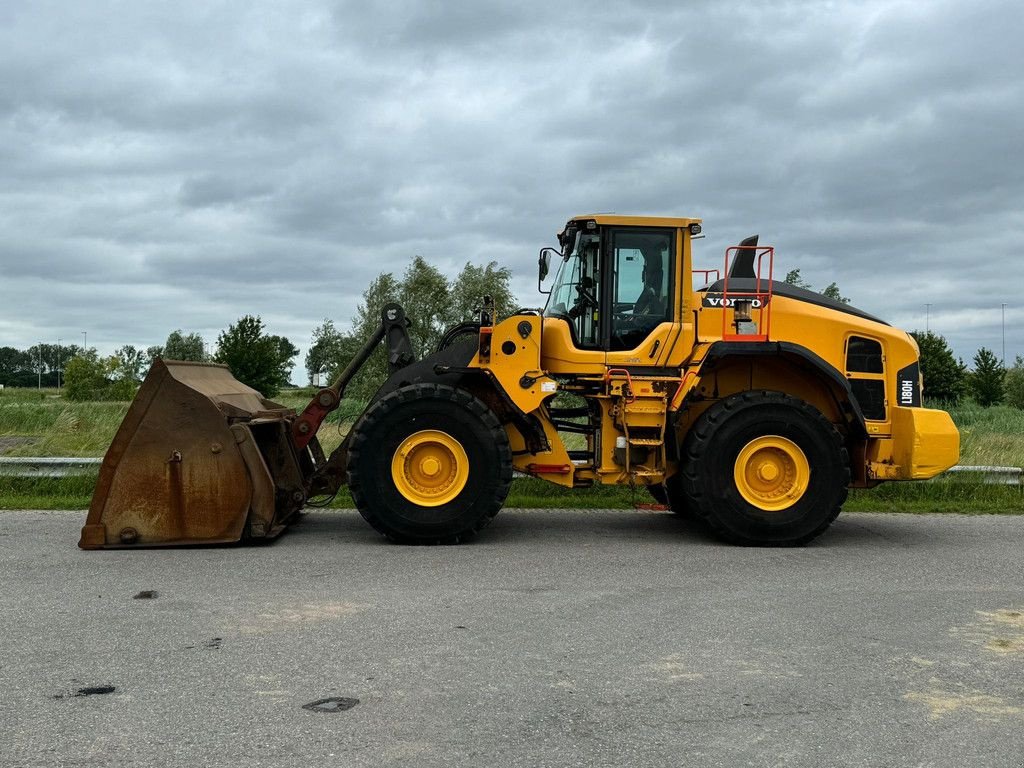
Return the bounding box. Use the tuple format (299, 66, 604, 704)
(543, 230, 602, 347)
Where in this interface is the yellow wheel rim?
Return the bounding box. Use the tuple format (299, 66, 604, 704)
(733, 436, 810, 512)
(391, 429, 470, 507)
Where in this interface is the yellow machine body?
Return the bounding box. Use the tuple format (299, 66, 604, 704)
(475, 214, 959, 492)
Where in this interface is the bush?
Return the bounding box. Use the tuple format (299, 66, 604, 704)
(62, 353, 138, 402)
(1005, 356, 1024, 410)
(63, 356, 108, 401)
(107, 377, 138, 402)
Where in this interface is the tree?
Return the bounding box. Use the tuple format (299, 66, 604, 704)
(347, 272, 402, 397)
(339, 255, 520, 398)
(269, 335, 299, 385)
(353, 272, 401, 338)
(784, 269, 850, 304)
(214, 315, 297, 397)
(114, 345, 147, 383)
(970, 347, 1005, 407)
(820, 282, 850, 304)
(161, 330, 206, 361)
(53, 344, 81, 387)
(18, 343, 81, 387)
(1004, 356, 1024, 410)
(22, 345, 52, 387)
(398, 256, 451, 358)
(63, 350, 141, 401)
(0, 346, 32, 387)
(784, 269, 811, 289)
(305, 319, 360, 385)
(910, 331, 967, 404)
(450, 261, 518, 321)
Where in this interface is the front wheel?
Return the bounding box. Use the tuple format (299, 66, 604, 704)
(647, 481, 691, 518)
(680, 391, 850, 546)
(347, 384, 512, 544)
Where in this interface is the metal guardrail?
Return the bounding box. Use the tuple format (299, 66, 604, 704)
(0, 457, 102, 478)
(943, 465, 1023, 485)
(0, 457, 1021, 485)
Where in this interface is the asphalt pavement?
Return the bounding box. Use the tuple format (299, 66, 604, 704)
(1, 508, 1023, 768)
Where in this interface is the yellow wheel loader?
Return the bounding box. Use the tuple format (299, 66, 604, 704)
(79, 214, 960, 549)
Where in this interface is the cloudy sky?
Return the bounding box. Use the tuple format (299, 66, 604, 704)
(2, 0, 1022, 377)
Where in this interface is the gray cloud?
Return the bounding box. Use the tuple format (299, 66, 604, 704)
(1, 0, 1022, 377)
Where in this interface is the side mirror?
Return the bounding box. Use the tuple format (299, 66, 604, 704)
(537, 248, 555, 295)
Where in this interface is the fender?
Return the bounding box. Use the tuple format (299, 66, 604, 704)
(695, 340, 868, 438)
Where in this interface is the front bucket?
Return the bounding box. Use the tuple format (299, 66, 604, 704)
(79, 360, 306, 549)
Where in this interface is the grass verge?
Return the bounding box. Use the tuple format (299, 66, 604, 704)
(2, 389, 1021, 513)
(4, 474, 1020, 514)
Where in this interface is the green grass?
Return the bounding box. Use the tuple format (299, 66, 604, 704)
(945, 401, 1024, 469)
(0, 474, 99, 510)
(0, 387, 128, 456)
(1, 386, 1022, 512)
(0, 385, 364, 458)
(846, 480, 1023, 514)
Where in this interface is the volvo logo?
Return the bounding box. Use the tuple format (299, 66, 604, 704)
(701, 296, 767, 309)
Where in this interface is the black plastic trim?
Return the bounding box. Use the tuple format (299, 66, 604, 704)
(702, 278, 889, 326)
(896, 361, 921, 407)
(613, 366, 681, 377)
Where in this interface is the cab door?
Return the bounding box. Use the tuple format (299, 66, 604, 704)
(604, 227, 682, 369)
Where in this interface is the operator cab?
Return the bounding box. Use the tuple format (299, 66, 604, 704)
(542, 217, 678, 351)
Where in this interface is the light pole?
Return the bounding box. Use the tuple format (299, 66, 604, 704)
(37, 344, 42, 390)
(1002, 303, 1007, 365)
(56, 338, 61, 390)
(925, 304, 932, 333)
(82, 330, 87, 354)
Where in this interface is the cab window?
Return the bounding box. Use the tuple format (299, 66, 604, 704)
(609, 229, 673, 351)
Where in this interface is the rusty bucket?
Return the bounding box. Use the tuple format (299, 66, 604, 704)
(79, 360, 308, 549)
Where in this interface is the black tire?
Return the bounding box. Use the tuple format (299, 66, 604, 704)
(647, 483, 669, 506)
(646, 481, 691, 518)
(663, 474, 693, 518)
(347, 383, 512, 544)
(680, 391, 850, 546)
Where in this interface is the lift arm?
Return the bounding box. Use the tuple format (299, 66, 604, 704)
(290, 303, 415, 451)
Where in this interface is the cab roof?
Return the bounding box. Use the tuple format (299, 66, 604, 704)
(568, 214, 702, 229)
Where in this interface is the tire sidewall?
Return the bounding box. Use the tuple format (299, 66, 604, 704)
(351, 386, 508, 541)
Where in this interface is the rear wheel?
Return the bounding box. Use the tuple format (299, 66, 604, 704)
(681, 391, 849, 546)
(347, 383, 512, 544)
